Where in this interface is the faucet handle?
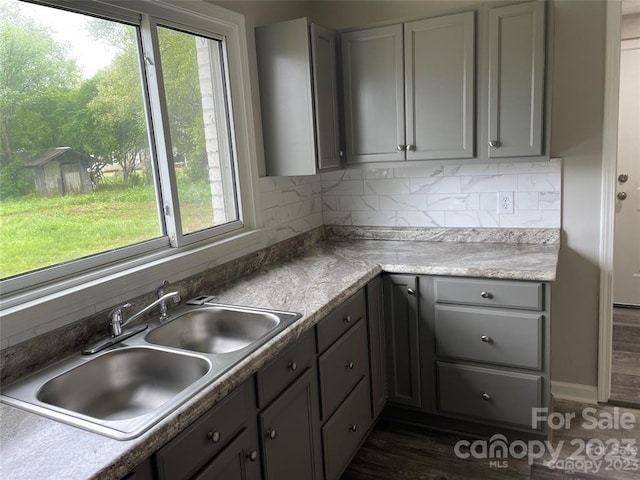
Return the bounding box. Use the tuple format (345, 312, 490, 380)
(109, 303, 132, 337)
(156, 280, 170, 298)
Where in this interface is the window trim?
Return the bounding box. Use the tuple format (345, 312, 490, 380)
(1, 0, 265, 347)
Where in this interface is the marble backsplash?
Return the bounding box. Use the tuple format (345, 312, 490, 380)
(320, 160, 561, 229)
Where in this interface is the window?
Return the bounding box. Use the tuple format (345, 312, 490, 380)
(0, 0, 261, 295)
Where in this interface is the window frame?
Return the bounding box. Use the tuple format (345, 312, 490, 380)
(0, 0, 264, 347)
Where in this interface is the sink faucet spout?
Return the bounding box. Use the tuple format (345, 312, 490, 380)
(110, 292, 181, 338)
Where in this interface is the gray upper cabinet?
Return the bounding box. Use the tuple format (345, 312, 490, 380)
(485, 1, 546, 159)
(256, 18, 342, 176)
(404, 12, 475, 160)
(342, 12, 475, 164)
(341, 24, 405, 163)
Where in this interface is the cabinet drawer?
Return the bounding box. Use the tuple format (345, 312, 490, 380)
(437, 362, 542, 429)
(256, 331, 315, 408)
(435, 306, 543, 370)
(434, 277, 543, 310)
(322, 378, 371, 480)
(318, 319, 368, 419)
(317, 289, 366, 353)
(155, 383, 249, 480)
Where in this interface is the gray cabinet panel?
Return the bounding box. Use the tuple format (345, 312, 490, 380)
(155, 382, 249, 480)
(193, 429, 261, 480)
(322, 378, 372, 480)
(318, 318, 368, 419)
(438, 362, 542, 428)
(259, 368, 322, 480)
(342, 24, 405, 163)
(434, 277, 543, 310)
(311, 24, 342, 170)
(316, 289, 366, 353)
(487, 1, 545, 158)
(435, 305, 543, 370)
(366, 276, 387, 418)
(256, 18, 341, 175)
(256, 331, 315, 408)
(384, 275, 421, 407)
(405, 12, 475, 160)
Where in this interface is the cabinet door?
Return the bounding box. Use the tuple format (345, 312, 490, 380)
(193, 429, 261, 480)
(487, 1, 545, 158)
(383, 275, 421, 408)
(256, 18, 316, 176)
(405, 12, 475, 160)
(366, 276, 387, 418)
(311, 24, 342, 170)
(259, 368, 322, 480)
(342, 24, 405, 163)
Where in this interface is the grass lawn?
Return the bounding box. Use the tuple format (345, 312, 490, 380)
(0, 182, 212, 279)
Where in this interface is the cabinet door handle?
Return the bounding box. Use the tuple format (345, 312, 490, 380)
(397, 144, 407, 151)
(207, 431, 221, 443)
(407, 288, 415, 295)
(406, 144, 416, 152)
(266, 429, 277, 440)
(246, 450, 258, 462)
(480, 291, 492, 299)
(481, 335, 491, 343)
(488, 140, 500, 148)
(345, 361, 354, 370)
(288, 361, 297, 372)
(348, 424, 358, 432)
(344, 315, 352, 323)
(481, 392, 491, 401)
(338, 150, 344, 158)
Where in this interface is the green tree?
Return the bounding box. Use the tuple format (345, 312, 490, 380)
(0, 1, 80, 166)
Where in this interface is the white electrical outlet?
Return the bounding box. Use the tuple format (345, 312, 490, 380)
(498, 192, 514, 214)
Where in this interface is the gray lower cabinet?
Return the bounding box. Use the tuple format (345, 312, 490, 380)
(154, 380, 258, 480)
(256, 17, 342, 176)
(146, 282, 385, 480)
(383, 274, 421, 408)
(258, 367, 323, 480)
(384, 274, 551, 435)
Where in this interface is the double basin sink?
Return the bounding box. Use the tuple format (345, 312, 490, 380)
(1, 300, 301, 439)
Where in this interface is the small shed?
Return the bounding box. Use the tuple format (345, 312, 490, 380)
(23, 147, 94, 196)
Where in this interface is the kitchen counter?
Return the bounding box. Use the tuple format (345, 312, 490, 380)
(0, 238, 559, 480)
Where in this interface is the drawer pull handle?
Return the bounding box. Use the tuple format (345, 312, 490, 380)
(481, 392, 491, 401)
(288, 361, 297, 372)
(346, 361, 354, 370)
(344, 315, 352, 323)
(266, 429, 277, 440)
(246, 450, 258, 462)
(348, 424, 358, 432)
(481, 335, 491, 343)
(480, 291, 492, 299)
(207, 431, 221, 443)
(407, 288, 415, 295)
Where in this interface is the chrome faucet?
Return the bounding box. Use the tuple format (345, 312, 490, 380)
(109, 291, 181, 338)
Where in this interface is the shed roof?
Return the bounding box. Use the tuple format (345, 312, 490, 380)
(21, 147, 93, 167)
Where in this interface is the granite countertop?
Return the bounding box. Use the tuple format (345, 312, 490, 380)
(0, 238, 559, 480)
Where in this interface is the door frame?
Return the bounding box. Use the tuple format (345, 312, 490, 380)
(597, 0, 622, 403)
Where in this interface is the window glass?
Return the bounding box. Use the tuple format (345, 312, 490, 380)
(0, 0, 161, 278)
(0, 0, 246, 281)
(157, 26, 239, 235)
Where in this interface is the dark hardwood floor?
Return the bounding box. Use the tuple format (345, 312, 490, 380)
(342, 400, 640, 480)
(610, 306, 640, 406)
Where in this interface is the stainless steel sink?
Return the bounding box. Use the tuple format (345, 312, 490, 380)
(37, 348, 210, 420)
(146, 306, 281, 354)
(0, 300, 301, 440)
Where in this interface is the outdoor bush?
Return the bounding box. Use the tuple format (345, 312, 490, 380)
(0, 161, 34, 200)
